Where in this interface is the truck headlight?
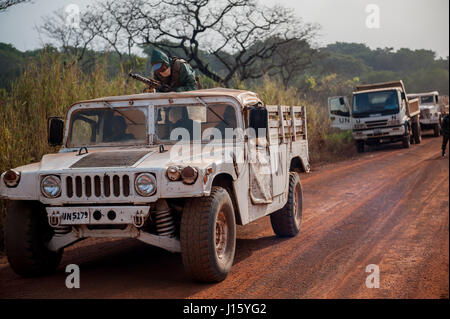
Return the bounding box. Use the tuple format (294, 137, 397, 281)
(135, 173, 156, 196)
(41, 175, 61, 198)
(166, 166, 181, 181)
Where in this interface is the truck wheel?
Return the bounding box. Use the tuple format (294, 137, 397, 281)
(356, 141, 365, 153)
(181, 186, 236, 282)
(402, 133, 410, 149)
(412, 121, 422, 144)
(270, 172, 303, 237)
(5, 201, 63, 277)
(434, 123, 440, 137)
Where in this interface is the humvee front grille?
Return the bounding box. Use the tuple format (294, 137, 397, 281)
(65, 174, 131, 198)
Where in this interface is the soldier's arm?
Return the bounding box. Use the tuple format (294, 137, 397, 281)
(175, 64, 198, 92)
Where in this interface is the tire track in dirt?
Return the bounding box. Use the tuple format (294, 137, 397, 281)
(0, 137, 447, 298)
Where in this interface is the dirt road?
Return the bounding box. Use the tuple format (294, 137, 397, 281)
(1, 136, 448, 299)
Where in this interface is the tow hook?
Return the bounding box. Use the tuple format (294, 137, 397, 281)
(48, 211, 61, 227)
(132, 210, 146, 228)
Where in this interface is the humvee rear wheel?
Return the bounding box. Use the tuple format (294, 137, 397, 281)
(270, 172, 303, 237)
(5, 201, 63, 277)
(181, 186, 236, 282)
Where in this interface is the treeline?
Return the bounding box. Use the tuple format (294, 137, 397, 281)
(1, 41, 448, 104)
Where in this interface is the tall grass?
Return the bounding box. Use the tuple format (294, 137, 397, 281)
(0, 53, 143, 252)
(0, 53, 355, 253)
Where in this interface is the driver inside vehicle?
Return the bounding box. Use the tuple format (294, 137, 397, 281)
(104, 116, 135, 142)
(168, 107, 194, 137)
(214, 106, 237, 137)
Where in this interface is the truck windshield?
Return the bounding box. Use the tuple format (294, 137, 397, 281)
(420, 96, 434, 104)
(155, 104, 238, 142)
(352, 90, 399, 118)
(68, 107, 148, 147)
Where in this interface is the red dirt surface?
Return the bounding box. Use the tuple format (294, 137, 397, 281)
(0, 136, 448, 298)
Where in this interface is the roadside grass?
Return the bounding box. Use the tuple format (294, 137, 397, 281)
(0, 53, 356, 252)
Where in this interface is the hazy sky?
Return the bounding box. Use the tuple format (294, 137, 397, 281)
(0, 0, 448, 57)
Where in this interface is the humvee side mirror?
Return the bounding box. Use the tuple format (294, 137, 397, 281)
(48, 117, 64, 146)
(339, 97, 345, 105)
(249, 107, 268, 138)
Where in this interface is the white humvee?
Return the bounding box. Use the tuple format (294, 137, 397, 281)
(1, 88, 310, 282)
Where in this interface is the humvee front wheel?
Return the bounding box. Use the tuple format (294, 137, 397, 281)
(270, 172, 303, 237)
(5, 201, 63, 277)
(181, 186, 236, 282)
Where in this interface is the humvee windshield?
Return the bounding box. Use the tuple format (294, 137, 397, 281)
(352, 90, 399, 118)
(155, 104, 238, 142)
(68, 107, 148, 147)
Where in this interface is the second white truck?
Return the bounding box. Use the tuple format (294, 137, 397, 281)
(328, 80, 421, 153)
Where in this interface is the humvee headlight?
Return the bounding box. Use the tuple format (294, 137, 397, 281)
(41, 175, 61, 198)
(3, 169, 21, 187)
(181, 166, 198, 185)
(135, 173, 156, 196)
(166, 166, 181, 181)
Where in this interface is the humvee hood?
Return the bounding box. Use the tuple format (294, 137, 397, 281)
(37, 144, 232, 172)
(38, 148, 157, 171)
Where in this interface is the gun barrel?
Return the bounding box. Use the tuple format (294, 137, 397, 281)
(129, 72, 161, 88)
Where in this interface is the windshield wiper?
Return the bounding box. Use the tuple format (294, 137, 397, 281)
(104, 101, 137, 124)
(196, 97, 229, 126)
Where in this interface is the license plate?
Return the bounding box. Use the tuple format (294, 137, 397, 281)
(61, 211, 89, 224)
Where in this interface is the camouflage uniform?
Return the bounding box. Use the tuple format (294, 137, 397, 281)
(150, 49, 198, 92)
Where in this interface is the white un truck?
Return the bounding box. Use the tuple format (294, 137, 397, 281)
(1, 88, 310, 282)
(407, 91, 441, 137)
(328, 80, 421, 153)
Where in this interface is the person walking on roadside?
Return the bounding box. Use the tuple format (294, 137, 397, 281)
(441, 114, 449, 157)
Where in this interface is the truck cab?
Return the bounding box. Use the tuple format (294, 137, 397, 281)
(328, 81, 421, 153)
(407, 91, 441, 137)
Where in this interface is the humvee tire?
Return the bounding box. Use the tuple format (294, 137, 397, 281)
(5, 201, 63, 277)
(356, 141, 365, 153)
(412, 120, 421, 144)
(434, 123, 440, 137)
(181, 186, 236, 282)
(270, 172, 303, 237)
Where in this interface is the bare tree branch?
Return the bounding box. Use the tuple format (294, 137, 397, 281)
(38, 0, 320, 86)
(0, 0, 30, 12)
